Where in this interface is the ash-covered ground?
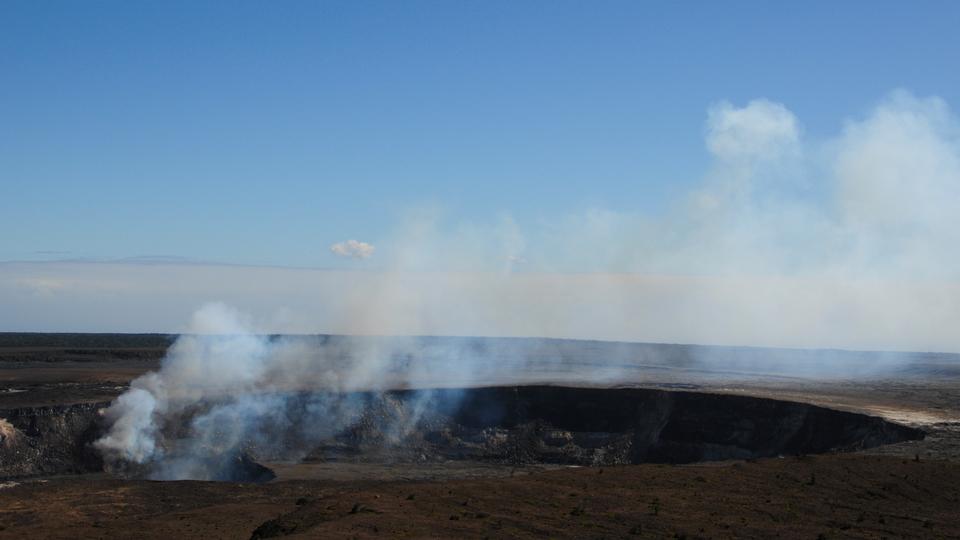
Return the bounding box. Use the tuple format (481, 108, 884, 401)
(1, 333, 959, 538)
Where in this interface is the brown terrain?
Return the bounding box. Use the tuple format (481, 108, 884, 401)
(1, 333, 959, 539)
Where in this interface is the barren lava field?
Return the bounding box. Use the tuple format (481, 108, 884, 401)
(2, 333, 959, 539)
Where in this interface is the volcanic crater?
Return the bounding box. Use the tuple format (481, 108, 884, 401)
(0, 385, 924, 482)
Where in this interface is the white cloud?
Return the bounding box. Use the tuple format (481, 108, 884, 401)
(330, 239, 375, 259)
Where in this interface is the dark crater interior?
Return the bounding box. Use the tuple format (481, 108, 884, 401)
(305, 386, 924, 467)
(0, 386, 925, 481)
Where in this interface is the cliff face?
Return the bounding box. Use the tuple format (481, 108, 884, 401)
(0, 402, 107, 478)
(0, 387, 925, 480)
(304, 387, 925, 466)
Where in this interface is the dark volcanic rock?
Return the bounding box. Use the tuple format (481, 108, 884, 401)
(0, 386, 925, 480)
(0, 401, 107, 478)
(304, 386, 925, 466)
(214, 453, 276, 483)
(130, 450, 277, 483)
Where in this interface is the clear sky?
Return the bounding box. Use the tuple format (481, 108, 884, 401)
(3, 1, 958, 267)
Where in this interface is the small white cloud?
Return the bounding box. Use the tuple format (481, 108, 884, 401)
(330, 239, 375, 259)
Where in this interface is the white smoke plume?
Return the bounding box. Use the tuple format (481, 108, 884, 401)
(93, 303, 360, 478)
(330, 239, 375, 259)
(706, 98, 800, 166)
(95, 303, 616, 479)
(103, 290, 759, 479)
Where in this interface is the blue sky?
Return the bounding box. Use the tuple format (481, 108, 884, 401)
(4, 2, 960, 348)
(3, 1, 959, 268)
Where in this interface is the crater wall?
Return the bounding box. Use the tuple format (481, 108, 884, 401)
(0, 387, 925, 480)
(304, 386, 924, 466)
